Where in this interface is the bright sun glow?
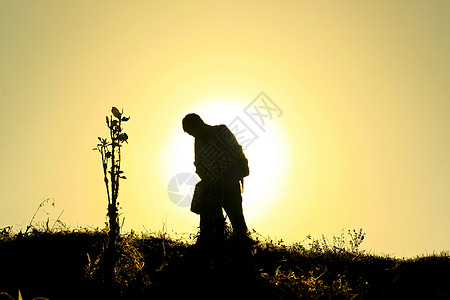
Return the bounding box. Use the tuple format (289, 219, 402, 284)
(1, 1, 448, 258)
(160, 98, 290, 224)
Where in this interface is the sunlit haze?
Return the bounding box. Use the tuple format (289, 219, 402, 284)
(1, 1, 449, 258)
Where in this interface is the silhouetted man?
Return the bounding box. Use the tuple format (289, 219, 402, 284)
(182, 113, 249, 247)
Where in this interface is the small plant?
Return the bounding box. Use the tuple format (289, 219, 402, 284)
(24, 198, 66, 234)
(348, 228, 366, 253)
(93, 107, 130, 284)
(306, 229, 366, 254)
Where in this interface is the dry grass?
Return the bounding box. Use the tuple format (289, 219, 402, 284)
(0, 227, 448, 299)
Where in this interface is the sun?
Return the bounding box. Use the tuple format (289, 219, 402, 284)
(161, 97, 290, 224)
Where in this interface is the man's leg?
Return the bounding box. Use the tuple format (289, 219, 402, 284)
(199, 192, 225, 247)
(222, 182, 247, 235)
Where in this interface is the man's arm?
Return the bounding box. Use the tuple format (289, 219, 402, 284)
(194, 140, 204, 179)
(194, 139, 214, 181)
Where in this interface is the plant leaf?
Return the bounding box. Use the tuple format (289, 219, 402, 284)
(118, 133, 128, 143)
(122, 116, 130, 122)
(112, 107, 121, 119)
(120, 176, 127, 179)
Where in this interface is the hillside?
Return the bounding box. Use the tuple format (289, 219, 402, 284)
(0, 228, 448, 300)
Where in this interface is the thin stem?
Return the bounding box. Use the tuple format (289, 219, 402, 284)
(110, 116, 116, 207)
(115, 118, 122, 201)
(101, 147, 111, 206)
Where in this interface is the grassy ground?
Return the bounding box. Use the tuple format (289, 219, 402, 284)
(0, 227, 448, 300)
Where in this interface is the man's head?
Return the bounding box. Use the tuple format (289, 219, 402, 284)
(182, 113, 205, 137)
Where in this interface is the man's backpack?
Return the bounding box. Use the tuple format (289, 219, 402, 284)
(216, 125, 249, 180)
(238, 155, 249, 178)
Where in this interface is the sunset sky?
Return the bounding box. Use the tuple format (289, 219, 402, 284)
(1, 1, 448, 258)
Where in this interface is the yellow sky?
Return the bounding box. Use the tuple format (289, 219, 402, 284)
(0, 1, 448, 257)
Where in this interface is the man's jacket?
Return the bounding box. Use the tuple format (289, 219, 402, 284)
(194, 124, 248, 188)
